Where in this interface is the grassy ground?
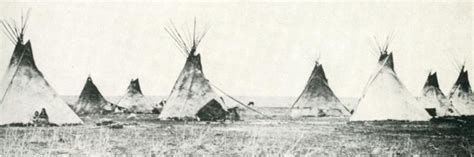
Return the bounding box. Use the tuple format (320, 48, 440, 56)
(0, 108, 473, 156)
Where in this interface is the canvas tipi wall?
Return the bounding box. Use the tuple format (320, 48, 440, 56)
(0, 17, 83, 125)
(448, 66, 474, 115)
(350, 47, 431, 121)
(419, 72, 458, 116)
(159, 53, 227, 120)
(159, 21, 228, 121)
(74, 76, 113, 115)
(116, 78, 155, 113)
(290, 61, 349, 117)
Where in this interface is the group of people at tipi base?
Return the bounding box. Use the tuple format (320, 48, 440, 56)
(0, 13, 473, 127)
(32, 108, 49, 126)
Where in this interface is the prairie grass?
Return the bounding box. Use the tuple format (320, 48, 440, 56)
(0, 109, 472, 156)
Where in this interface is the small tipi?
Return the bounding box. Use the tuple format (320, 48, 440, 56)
(74, 76, 114, 115)
(0, 13, 83, 125)
(419, 72, 458, 117)
(158, 20, 229, 121)
(350, 39, 431, 121)
(448, 65, 474, 115)
(116, 78, 155, 113)
(289, 60, 349, 117)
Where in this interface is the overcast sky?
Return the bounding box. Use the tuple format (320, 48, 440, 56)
(0, 1, 472, 97)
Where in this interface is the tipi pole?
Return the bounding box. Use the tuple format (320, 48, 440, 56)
(114, 92, 127, 108)
(0, 51, 25, 104)
(286, 63, 322, 115)
(209, 82, 272, 119)
(352, 55, 390, 112)
(286, 91, 304, 115)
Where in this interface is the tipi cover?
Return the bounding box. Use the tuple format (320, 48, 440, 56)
(116, 78, 154, 113)
(290, 61, 349, 117)
(159, 21, 228, 120)
(448, 66, 474, 115)
(159, 52, 227, 120)
(0, 16, 83, 125)
(419, 72, 458, 116)
(74, 76, 113, 115)
(350, 44, 431, 121)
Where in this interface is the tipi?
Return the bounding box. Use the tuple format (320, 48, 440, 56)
(0, 14, 83, 125)
(74, 76, 114, 115)
(158, 20, 229, 121)
(350, 39, 431, 121)
(289, 60, 350, 117)
(116, 78, 155, 113)
(419, 72, 458, 117)
(448, 65, 474, 115)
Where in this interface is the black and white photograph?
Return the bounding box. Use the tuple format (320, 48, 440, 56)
(0, 0, 472, 156)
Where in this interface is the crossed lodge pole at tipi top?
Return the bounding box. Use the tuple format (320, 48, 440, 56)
(1, 13, 471, 122)
(348, 34, 434, 121)
(0, 11, 30, 104)
(163, 19, 272, 119)
(0, 11, 83, 125)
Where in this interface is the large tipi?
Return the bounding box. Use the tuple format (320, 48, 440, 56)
(74, 76, 114, 115)
(419, 72, 458, 117)
(0, 14, 83, 125)
(158, 21, 229, 121)
(350, 40, 431, 121)
(448, 65, 474, 115)
(116, 78, 155, 113)
(289, 60, 349, 117)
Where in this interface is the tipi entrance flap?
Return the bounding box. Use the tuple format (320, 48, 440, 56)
(159, 62, 225, 119)
(196, 99, 227, 121)
(159, 20, 226, 120)
(419, 72, 458, 117)
(160, 20, 270, 120)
